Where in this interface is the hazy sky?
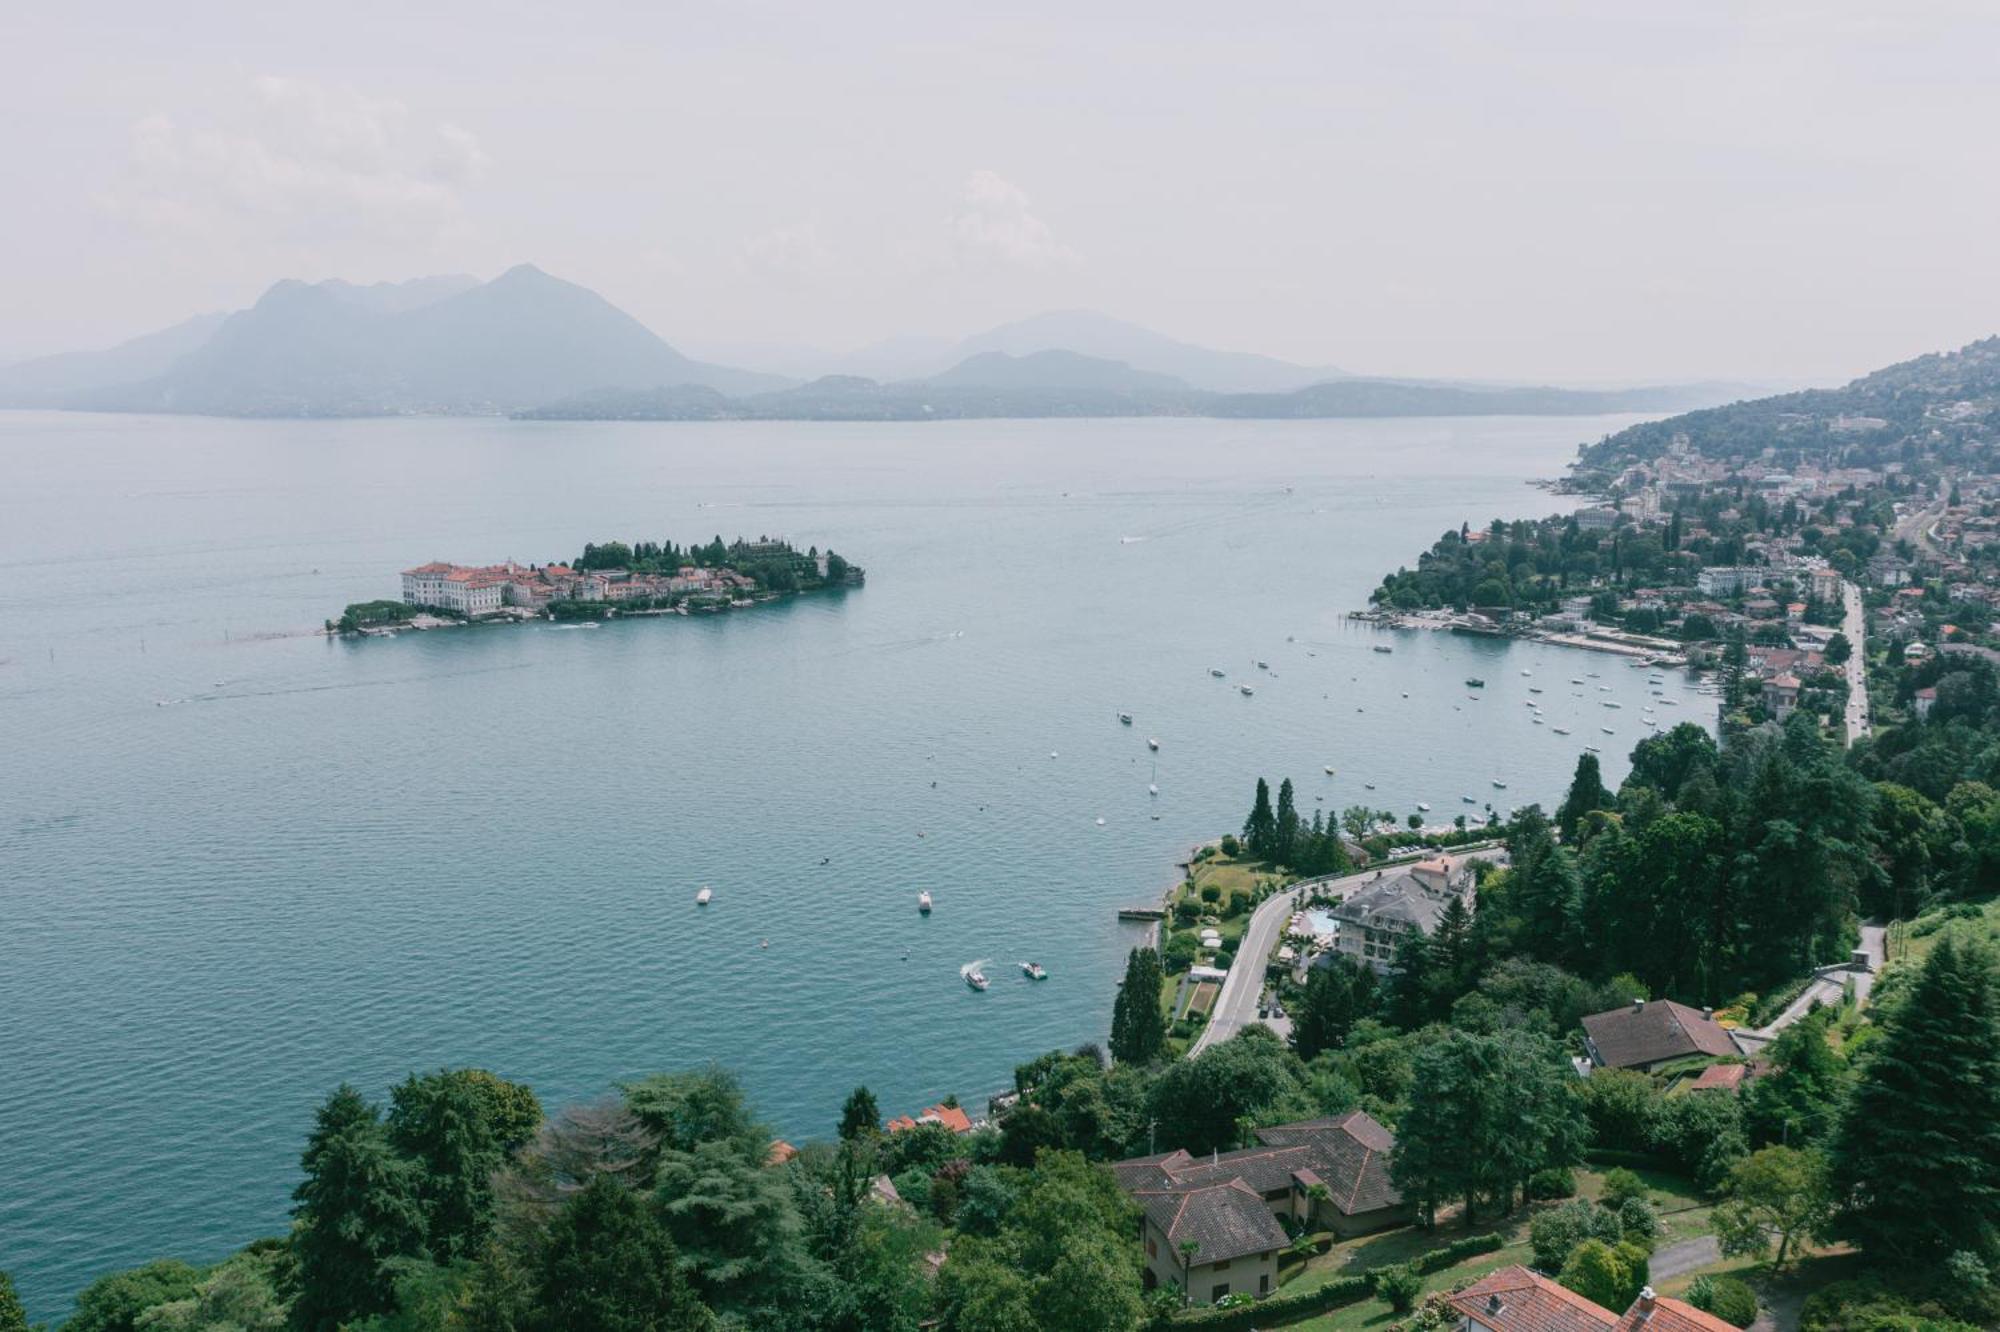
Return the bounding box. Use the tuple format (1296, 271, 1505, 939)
(6, 1, 1999, 382)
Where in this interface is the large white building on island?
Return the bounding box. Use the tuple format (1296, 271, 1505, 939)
(399, 560, 755, 617)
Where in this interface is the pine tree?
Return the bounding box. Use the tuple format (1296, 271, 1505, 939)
(1109, 947, 1167, 1064)
(1292, 955, 1376, 1059)
(1384, 932, 1436, 1030)
(1556, 753, 1612, 844)
(1275, 779, 1300, 865)
(0, 1270, 26, 1332)
(838, 1086, 880, 1140)
(1831, 937, 2000, 1267)
(530, 1174, 710, 1332)
(388, 1070, 508, 1261)
(1243, 779, 1276, 859)
(291, 1084, 428, 1332)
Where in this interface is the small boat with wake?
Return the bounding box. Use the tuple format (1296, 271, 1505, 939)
(1020, 961, 1048, 981)
(962, 961, 990, 991)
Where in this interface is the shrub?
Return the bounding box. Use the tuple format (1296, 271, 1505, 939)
(1200, 884, 1223, 905)
(1616, 1197, 1661, 1251)
(1599, 1167, 1648, 1207)
(1559, 1239, 1642, 1314)
(1528, 1166, 1577, 1200)
(1413, 1232, 1503, 1274)
(1174, 900, 1202, 926)
(1375, 1264, 1423, 1313)
(1164, 935, 1199, 973)
(1168, 1273, 1371, 1329)
(1219, 835, 1240, 857)
(1531, 1199, 1624, 1273)
(1687, 1275, 1760, 1328)
(1224, 890, 1251, 919)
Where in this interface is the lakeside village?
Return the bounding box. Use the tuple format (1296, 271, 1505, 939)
(46, 357, 2000, 1332)
(325, 535, 862, 634)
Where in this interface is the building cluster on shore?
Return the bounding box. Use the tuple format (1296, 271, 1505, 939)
(400, 559, 763, 616)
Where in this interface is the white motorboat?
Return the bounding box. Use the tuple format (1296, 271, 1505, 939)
(1239, 684, 1255, 696)
(964, 966, 989, 992)
(1604, 701, 1622, 709)
(1210, 667, 1226, 678)
(1601, 726, 1616, 734)
(918, 890, 933, 914)
(1256, 659, 1269, 670)
(1118, 711, 1133, 724)
(1149, 737, 1161, 750)
(1020, 961, 1048, 981)
(1373, 645, 1393, 654)
(696, 886, 713, 906)
(1417, 801, 1431, 811)
(1148, 783, 1159, 796)
(1553, 727, 1570, 734)
(1324, 764, 1336, 775)
(1462, 795, 1478, 803)
(1095, 816, 1106, 825)
(1492, 779, 1507, 789)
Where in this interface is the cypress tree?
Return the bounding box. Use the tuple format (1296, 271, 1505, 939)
(1292, 954, 1376, 1059)
(291, 1084, 427, 1332)
(837, 1086, 880, 1140)
(1109, 947, 1167, 1064)
(388, 1070, 507, 1261)
(1556, 753, 1611, 844)
(1243, 778, 1276, 859)
(1830, 937, 2000, 1267)
(1274, 779, 1300, 865)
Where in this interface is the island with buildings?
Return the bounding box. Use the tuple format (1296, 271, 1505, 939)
(330, 535, 861, 634)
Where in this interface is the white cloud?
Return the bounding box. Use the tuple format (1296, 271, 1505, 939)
(950, 170, 1079, 270)
(102, 77, 484, 245)
(741, 219, 830, 279)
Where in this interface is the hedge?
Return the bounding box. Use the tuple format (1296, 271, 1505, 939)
(1170, 1274, 1372, 1329)
(1413, 1231, 1504, 1274)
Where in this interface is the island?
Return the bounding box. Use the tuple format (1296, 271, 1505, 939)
(329, 535, 861, 634)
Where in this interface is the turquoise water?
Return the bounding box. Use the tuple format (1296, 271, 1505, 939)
(0, 411, 1709, 1319)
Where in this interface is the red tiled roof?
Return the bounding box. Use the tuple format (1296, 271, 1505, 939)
(1686, 1063, 1747, 1092)
(1449, 1265, 1617, 1332)
(1613, 1295, 1741, 1332)
(886, 1103, 973, 1134)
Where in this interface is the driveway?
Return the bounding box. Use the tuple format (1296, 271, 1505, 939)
(1650, 1235, 1721, 1282)
(1736, 921, 1885, 1054)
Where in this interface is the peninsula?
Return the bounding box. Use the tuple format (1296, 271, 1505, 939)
(330, 535, 861, 634)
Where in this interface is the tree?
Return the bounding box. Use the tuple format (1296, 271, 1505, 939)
(1831, 937, 2000, 1267)
(652, 1138, 807, 1316)
(1274, 779, 1300, 864)
(1742, 1009, 1849, 1148)
(1556, 753, 1612, 844)
(530, 1174, 711, 1332)
(1713, 1146, 1833, 1272)
(291, 1085, 428, 1332)
(1530, 1199, 1624, 1272)
(1109, 947, 1167, 1065)
(388, 1069, 529, 1260)
(1292, 955, 1377, 1060)
(1243, 779, 1276, 859)
(60, 1261, 202, 1332)
(839, 1085, 881, 1140)
(1390, 1031, 1587, 1225)
(621, 1067, 758, 1170)
(0, 1272, 23, 1332)
(1825, 632, 1852, 665)
(1149, 1027, 1310, 1155)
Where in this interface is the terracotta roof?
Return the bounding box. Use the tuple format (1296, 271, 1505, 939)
(765, 1139, 798, 1166)
(1450, 1265, 1618, 1332)
(886, 1103, 973, 1134)
(1132, 1178, 1291, 1266)
(1583, 1000, 1739, 1068)
(1686, 1063, 1747, 1092)
(1613, 1293, 1741, 1332)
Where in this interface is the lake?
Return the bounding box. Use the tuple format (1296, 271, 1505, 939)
(0, 411, 1708, 1319)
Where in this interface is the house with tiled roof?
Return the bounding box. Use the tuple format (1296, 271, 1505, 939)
(1112, 1111, 1412, 1304)
(1322, 855, 1484, 975)
(1683, 1062, 1748, 1093)
(1581, 999, 1741, 1072)
(885, 1102, 973, 1135)
(1451, 1267, 1738, 1332)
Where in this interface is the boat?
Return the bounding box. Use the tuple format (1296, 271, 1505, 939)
(1570, 678, 1584, 684)
(1323, 764, 1336, 775)
(1553, 727, 1571, 735)
(1586, 745, 1601, 753)
(1118, 711, 1133, 724)
(1604, 701, 1622, 709)
(1466, 678, 1485, 688)
(964, 966, 989, 992)
(696, 886, 713, 906)
(1601, 726, 1616, 734)
(1662, 699, 1679, 706)
(1256, 659, 1269, 670)
(1533, 717, 1544, 725)
(1020, 961, 1048, 981)
(1210, 667, 1225, 678)
(1521, 670, 1532, 677)
(1148, 737, 1161, 750)
(1462, 795, 1478, 804)
(918, 890, 933, 914)
(1529, 686, 1543, 693)
(1095, 816, 1107, 826)
(1417, 802, 1432, 811)
(1363, 782, 1376, 790)
(1148, 783, 1159, 796)
(1492, 779, 1508, 789)
(1239, 684, 1255, 696)
(1373, 645, 1393, 654)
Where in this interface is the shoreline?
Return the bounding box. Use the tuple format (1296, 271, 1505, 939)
(1347, 607, 1691, 666)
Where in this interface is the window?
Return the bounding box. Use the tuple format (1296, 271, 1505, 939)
(1211, 1283, 1229, 1302)
(1260, 1273, 1271, 1295)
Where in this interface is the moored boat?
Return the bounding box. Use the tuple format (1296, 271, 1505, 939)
(1020, 961, 1048, 980)
(696, 886, 713, 906)
(918, 890, 933, 913)
(1118, 711, 1133, 724)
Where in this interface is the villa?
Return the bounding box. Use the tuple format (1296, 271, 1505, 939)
(400, 560, 752, 617)
(1320, 854, 1482, 975)
(1581, 998, 1740, 1072)
(1451, 1266, 1736, 1332)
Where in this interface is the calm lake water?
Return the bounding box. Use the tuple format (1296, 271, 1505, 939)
(0, 411, 1709, 1319)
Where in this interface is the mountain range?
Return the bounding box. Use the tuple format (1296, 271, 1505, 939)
(0, 266, 1750, 421)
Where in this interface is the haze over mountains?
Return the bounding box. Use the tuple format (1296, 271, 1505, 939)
(0, 266, 1749, 421)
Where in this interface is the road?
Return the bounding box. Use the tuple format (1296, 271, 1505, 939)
(1650, 1235, 1722, 1283)
(1841, 579, 1869, 744)
(1187, 848, 1505, 1057)
(1735, 921, 1885, 1054)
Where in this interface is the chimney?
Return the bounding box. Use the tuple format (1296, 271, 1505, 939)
(1703, 1006, 1714, 1021)
(1486, 1294, 1505, 1315)
(1632, 998, 1646, 1013)
(1632, 1287, 1657, 1323)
